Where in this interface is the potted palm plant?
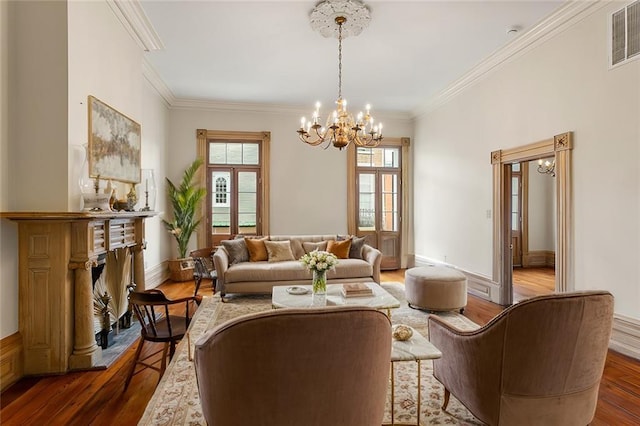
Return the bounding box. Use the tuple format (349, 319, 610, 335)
(163, 158, 207, 282)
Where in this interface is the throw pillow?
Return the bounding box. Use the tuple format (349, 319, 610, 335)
(336, 234, 366, 259)
(303, 241, 328, 254)
(289, 239, 305, 259)
(264, 240, 295, 262)
(244, 237, 268, 262)
(327, 239, 351, 259)
(221, 239, 249, 265)
(348, 236, 366, 259)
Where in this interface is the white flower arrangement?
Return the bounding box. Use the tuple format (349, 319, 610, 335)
(300, 250, 338, 273)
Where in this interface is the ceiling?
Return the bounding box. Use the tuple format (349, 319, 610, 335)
(140, 1, 566, 115)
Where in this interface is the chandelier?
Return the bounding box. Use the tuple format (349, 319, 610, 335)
(297, 0, 382, 150)
(537, 158, 556, 177)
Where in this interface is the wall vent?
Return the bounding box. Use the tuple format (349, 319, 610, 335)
(610, 0, 640, 67)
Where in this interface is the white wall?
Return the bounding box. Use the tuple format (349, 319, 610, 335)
(414, 2, 639, 318)
(167, 108, 413, 257)
(528, 159, 555, 251)
(0, 1, 170, 339)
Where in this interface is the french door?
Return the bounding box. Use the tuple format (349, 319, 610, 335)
(356, 147, 401, 270)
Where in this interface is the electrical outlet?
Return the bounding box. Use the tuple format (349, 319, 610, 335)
(486, 209, 492, 219)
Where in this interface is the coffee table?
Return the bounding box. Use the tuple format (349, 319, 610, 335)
(272, 282, 401, 316)
(388, 329, 442, 425)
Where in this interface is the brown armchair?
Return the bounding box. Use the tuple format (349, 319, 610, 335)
(428, 291, 614, 426)
(194, 306, 392, 426)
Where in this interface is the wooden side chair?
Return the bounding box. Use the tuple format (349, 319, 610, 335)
(124, 289, 198, 390)
(190, 247, 217, 298)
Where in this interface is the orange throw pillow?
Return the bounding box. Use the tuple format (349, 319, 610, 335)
(244, 237, 268, 262)
(327, 239, 351, 259)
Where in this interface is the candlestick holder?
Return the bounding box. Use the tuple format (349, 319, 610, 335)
(140, 169, 156, 211)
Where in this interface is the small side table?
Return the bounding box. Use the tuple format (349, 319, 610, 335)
(387, 329, 442, 426)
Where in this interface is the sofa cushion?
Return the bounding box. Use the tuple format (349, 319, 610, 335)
(245, 237, 268, 262)
(303, 241, 327, 254)
(226, 261, 310, 283)
(221, 239, 249, 265)
(327, 239, 351, 259)
(224, 258, 373, 284)
(265, 240, 295, 262)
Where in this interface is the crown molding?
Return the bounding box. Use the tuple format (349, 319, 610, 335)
(142, 58, 175, 107)
(171, 98, 410, 120)
(106, 0, 164, 52)
(411, 0, 611, 119)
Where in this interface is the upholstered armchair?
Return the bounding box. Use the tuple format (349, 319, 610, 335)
(194, 306, 392, 426)
(428, 291, 614, 426)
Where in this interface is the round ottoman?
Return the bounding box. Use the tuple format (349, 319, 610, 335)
(405, 266, 467, 313)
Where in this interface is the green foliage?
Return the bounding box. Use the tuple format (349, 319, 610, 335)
(162, 159, 206, 259)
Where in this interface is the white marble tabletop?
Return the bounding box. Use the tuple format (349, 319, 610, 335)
(391, 328, 442, 362)
(272, 282, 401, 310)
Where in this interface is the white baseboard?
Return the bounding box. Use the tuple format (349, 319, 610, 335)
(145, 261, 169, 289)
(610, 314, 640, 360)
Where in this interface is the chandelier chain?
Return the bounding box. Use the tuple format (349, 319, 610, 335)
(338, 21, 343, 100)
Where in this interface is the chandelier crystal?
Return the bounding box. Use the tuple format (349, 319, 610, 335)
(297, 5, 382, 150)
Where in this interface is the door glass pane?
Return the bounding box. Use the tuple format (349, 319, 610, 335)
(512, 163, 520, 172)
(242, 143, 259, 165)
(381, 174, 398, 231)
(238, 172, 257, 235)
(511, 176, 519, 231)
(211, 171, 231, 234)
(358, 173, 376, 231)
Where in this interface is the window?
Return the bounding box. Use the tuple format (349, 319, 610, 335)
(196, 130, 270, 247)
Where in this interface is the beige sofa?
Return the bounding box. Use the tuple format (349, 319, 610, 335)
(213, 235, 382, 299)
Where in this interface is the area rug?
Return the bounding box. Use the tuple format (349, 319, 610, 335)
(138, 283, 483, 425)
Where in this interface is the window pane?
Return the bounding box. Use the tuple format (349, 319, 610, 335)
(238, 214, 256, 235)
(371, 148, 384, 167)
(511, 195, 518, 214)
(212, 211, 230, 234)
(227, 144, 242, 164)
(212, 171, 231, 207)
(210, 143, 227, 164)
(238, 193, 256, 212)
(512, 213, 519, 231)
(512, 163, 520, 172)
(242, 143, 259, 165)
(382, 173, 398, 231)
(357, 148, 372, 167)
(238, 172, 257, 192)
(384, 148, 399, 168)
(511, 177, 518, 196)
(358, 173, 376, 230)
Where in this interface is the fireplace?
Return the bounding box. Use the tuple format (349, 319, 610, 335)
(2, 211, 154, 375)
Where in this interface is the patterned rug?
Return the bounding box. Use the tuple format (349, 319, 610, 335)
(138, 282, 483, 425)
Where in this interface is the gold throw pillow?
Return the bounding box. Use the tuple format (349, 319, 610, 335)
(244, 237, 268, 262)
(327, 239, 352, 259)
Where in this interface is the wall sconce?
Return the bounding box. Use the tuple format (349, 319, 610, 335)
(537, 158, 555, 177)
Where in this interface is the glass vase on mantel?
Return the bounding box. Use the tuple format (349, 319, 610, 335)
(312, 269, 327, 306)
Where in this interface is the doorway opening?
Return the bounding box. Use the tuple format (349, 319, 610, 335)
(491, 132, 573, 306)
(511, 159, 556, 302)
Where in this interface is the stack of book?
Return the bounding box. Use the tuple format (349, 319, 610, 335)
(341, 282, 374, 298)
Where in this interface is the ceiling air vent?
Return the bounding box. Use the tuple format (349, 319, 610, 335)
(610, 0, 640, 67)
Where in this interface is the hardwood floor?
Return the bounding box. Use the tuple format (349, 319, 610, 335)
(1, 270, 638, 425)
(513, 266, 555, 302)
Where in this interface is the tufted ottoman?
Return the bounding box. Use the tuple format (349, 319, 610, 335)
(405, 265, 467, 313)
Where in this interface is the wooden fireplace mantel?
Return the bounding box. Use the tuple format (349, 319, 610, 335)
(2, 211, 156, 375)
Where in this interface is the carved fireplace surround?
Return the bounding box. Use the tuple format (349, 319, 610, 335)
(2, 211, 155, 375)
